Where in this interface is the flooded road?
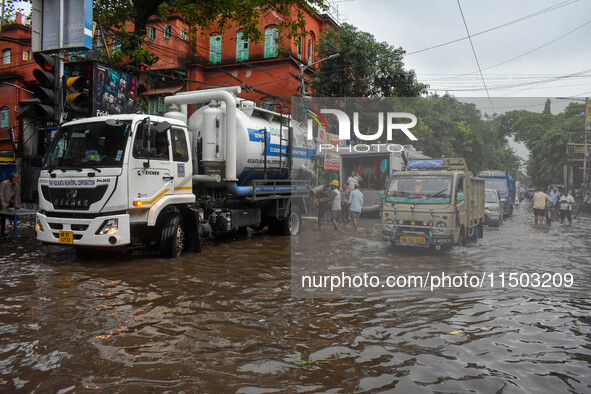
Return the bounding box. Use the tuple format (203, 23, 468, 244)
(1, 201, 590, 392)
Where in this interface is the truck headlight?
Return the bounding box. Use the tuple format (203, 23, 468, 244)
(435, 221, 446, 233)
(398, 219, 404, 225)
(423, 220, 429, 226)
(96, 219, 118, 235)
(385, 219, 394, 230)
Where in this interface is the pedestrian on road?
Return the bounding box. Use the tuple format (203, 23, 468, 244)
(559, 190, 575, 225)
(314, 184, 330, 229)
(319, 180, 341, 231)
(0, 173, 21, 237)
(548, 185, 560, 219)
(349, 184, 364, 230)
(532, 187, 552, 224)
(341, 183, 351, 223)
(347, 170, 363, 189)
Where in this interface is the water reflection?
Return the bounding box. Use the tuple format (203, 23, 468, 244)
(0, 202, 589, 392)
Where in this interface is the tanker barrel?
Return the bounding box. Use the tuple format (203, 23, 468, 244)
(165, 87, 241, 182)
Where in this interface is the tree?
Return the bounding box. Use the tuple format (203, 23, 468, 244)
(497, 101, 586, 187)
(94, 0, 327, 70)
(310, 23, 427, 97)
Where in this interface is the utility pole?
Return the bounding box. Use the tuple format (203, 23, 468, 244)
(298, 53, 340, 96)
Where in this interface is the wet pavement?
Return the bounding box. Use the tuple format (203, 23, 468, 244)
(0, 201, 590, 392)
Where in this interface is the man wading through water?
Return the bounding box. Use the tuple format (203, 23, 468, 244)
(319, 180, 341, 231)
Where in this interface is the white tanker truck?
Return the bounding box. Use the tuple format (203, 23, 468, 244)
(35, 87, 316, 257)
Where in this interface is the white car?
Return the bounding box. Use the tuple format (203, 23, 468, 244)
(484, 189, 503, 227)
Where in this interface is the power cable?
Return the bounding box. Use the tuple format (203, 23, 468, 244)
(456, 0, 495, 112)
(406, 0, 577, 55)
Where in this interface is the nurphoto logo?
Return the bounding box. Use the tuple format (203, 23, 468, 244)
(306, 107, 418, 153)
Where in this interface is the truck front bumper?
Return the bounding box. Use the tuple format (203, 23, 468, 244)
(382, 230, 453, 247)
(36, 212, 131, 247)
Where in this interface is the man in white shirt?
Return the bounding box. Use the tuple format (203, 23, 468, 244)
(347, 171, 363, 189)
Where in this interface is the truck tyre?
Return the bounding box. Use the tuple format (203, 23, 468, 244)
(271, 206, 302, 236)
(287, 206, 302, 235)
(160, 214, 184, 258)
(509, 205, 514, 216)
(458, 226, 466, 247)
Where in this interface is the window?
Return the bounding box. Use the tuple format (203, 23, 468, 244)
(307, 39, 313, 65)
(22, 51, 31, 61)
(147, 96, 167, 116)
(209, 35, 222, 64)
(181, 27, 187, 41)
(296, 37, 303, 60)
(148, 27, 156, 40)
(264, 27, 278, 58)
(0, 108, 9, 128)
(163, 25, 171, 39)
(2, 49, 11, 64)
(236, 32, 249, 61)
(171, 128, 189, 162)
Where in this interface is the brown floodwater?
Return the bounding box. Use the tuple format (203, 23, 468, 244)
(0, 200, 590, 392)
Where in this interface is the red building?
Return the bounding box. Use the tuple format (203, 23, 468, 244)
(0, 12, 36, 159)
(142, 7, 338, 115)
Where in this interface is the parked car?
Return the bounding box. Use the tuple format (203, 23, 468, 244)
(484, 189, 503, 227)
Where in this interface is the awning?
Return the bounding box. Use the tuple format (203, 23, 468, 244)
(143, 86, 183, 96)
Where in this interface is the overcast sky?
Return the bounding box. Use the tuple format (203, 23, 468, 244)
(331, 0, 591, 115)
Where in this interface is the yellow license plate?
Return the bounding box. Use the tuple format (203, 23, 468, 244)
(400, 236, 426, 243)
(59, 231, 74, 244)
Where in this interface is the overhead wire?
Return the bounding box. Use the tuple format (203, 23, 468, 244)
(406, 0, 577, 55)
(456, 0, 495, 112)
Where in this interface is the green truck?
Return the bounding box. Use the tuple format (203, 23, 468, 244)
(381, 158, 485, 250)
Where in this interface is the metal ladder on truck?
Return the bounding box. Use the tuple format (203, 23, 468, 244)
(262, 104, 292, 180)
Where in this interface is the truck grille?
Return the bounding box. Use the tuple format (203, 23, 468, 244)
(41, 185, 109, 211)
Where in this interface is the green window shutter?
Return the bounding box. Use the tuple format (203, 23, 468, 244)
(236, 32, 249, 61)
(148, 27, 155, 40)
(264, 27, 278, 58)
(164, 25, 171, 39)
(0, 109, 9, 128)
(210, 35, 222, 64)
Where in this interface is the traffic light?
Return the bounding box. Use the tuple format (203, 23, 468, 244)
(64, 76, 90, 112)
(32, 53, 60, 121)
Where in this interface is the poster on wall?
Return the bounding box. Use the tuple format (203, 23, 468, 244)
(324, 133, 341, 171)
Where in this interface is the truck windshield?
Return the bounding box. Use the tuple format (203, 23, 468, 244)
(42, 120, 130, 170)
(484, 179, 507, 193)
(386, 175, 453, 203)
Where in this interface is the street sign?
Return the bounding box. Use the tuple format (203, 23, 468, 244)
(31, 0, 93, 52)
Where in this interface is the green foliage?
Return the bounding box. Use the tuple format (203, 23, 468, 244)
(310, 24, 427, 97)
(407, 95, 521, 175)
(94, 0, 327, 71)
(497, 100, 586, 187)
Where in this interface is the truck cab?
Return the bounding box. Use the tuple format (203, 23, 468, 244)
(477, 170, 515, 216)
(36, 115, 195, 249)
(381, 158, 485, 250)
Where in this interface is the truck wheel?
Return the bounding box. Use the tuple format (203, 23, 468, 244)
(271, 206, 302, 236)
(509, 205, 514, 216)
(286, 206, 302, 235)
(160, 214, 184, 258)
(458, 226, 466, 246)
